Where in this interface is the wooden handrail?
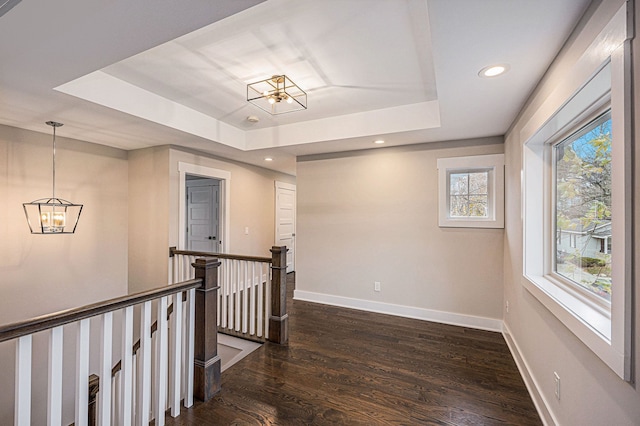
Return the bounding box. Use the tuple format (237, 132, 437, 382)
(170, 247, 272, 263)
(0, 279, 202, 343)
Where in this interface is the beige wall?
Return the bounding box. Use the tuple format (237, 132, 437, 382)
(168, 147, 296, 256)
(0, 124, 129, 320)
(296, 139, 505, 323)
(128, 145, 295, 293)
(128, 146, 171, 293)
(503, 0, 640, 424)
(0, 124, 129, 424)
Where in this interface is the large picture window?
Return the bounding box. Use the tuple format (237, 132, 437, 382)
(522, 1, 631, 381)
(554, 111, 612, 302)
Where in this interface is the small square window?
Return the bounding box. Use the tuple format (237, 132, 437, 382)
(449, 171, 489, 218)
(437, 154, 504, 228)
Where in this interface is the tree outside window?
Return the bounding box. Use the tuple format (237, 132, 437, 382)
(449, 171, 489, 217)
(554, 111, 612, 301)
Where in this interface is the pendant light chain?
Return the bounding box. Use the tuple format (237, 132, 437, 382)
(52, 123, 56, 200)
(45, 120, 63, 201)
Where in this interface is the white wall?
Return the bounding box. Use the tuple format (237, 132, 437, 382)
(0, 124, 129, 424)
(503, 0, 640, 424)
(295, 139, 504, 329)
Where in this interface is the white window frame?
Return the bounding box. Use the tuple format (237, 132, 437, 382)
(521, 3, 632, 381)
(437, 154, 504, 228)
(551, 108, 613, 309)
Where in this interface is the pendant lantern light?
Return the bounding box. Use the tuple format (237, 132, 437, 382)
(23, 121, 83, 234)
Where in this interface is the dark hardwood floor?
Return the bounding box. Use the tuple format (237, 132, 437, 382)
(167, 273, 541, 425)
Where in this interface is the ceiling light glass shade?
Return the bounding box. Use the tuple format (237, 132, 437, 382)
(23, 121, 83, 234)
(247, 75, 307, 115)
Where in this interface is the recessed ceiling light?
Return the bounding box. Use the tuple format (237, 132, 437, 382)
(264, 157, 273, 162)
(478, 64, 510, 78)
(374, 140, 385, 144)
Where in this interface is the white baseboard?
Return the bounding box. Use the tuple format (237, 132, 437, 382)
(502, 323, 556, 426)
(293, 289, 503, 332)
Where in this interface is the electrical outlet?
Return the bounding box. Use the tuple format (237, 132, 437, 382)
(374, 281, 381, 292)
(506, 300, 509, 313)
(554, 372, 560, 400)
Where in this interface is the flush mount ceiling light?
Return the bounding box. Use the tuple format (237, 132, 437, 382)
(247, 75, 307, 115)
(23, 121, 83, 234)
(478, 64, 510, 78)
(373, 140, 385, 144)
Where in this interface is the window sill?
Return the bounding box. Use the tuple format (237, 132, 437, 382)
(524, 274, 610, 340)
(439, 217, 504, 229)
(522, 273, 625, 378)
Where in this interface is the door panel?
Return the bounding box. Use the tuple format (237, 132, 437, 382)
(275, 182, 296, 273)
(187, 183, 219, 252)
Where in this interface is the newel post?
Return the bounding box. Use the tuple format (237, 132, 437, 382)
(269, 246, 289, 344)
(192, 257, 221, 401)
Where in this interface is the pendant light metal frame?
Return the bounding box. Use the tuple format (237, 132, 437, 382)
(23, 121, 83, 234)
(247, 75, 307, 115)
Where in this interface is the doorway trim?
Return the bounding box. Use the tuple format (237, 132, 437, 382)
(178, 162, 231, 253)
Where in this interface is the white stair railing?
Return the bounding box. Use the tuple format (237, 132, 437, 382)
(0, 279, 201, 426)
(169, 248, 273, 343)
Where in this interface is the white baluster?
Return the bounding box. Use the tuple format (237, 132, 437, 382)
(155, 296, 168, 426)
(184, 288, 195, 408)
(250, 263, 256, 336)
(180, 300, 187, 403)
(15, 335, 32, 426)
(235, 260, 241, 331)
(47, 326, 63, 426)
(216, 265, 222, 327)
(257, 265, 264, 337)
(170, 292, 182, 417)
(171, 255, 177, 285)
(221, 259, 228, 328)
(150, 330, 156, 423)
(242, 261, 248, 334)
(265, 265, 271, 339)
(228, 262, 232, 332)
(131, 353, 137, 425)
(120, 306, 133, 426)
(99, 312, 113, 426)
(138, 301, 152, 425)
(75, 318, 90, 426)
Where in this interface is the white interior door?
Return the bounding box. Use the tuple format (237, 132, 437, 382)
(186, 179, 219, 252)
(275, 181, 296, 273)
